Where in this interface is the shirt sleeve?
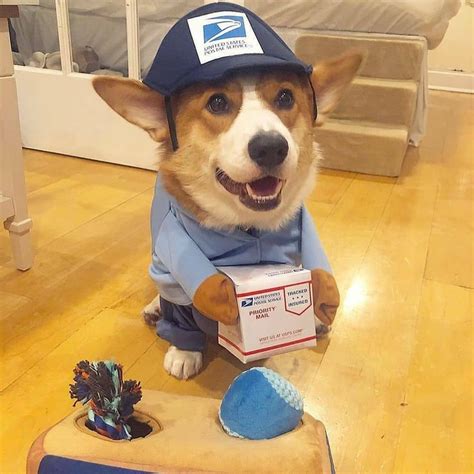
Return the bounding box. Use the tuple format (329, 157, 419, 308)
(154, 210, 218, 300)
(301, 206, 332, 273)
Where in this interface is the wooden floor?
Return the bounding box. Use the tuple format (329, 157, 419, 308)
(0, 91, 472, 473)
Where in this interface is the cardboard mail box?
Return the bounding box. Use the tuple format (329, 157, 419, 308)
(218, 265, 316, 362)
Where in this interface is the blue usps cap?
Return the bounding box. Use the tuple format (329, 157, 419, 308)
(143, 2, 316, 150)
(143, 2, 313, 96)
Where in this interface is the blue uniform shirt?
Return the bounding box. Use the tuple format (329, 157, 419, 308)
(150, 175, 331, 306)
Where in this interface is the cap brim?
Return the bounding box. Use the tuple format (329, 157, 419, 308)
(146, 54, 312, 96)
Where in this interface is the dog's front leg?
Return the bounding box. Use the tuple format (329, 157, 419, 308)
(143, 293, 161, 326)
(163, 345, 203, 380)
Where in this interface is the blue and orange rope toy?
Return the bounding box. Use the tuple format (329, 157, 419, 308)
(69, 360, 142, 440)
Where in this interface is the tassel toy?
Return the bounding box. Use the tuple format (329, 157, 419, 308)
(69, 360, 142, 440)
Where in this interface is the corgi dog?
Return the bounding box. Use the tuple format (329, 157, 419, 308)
(93, 50, 362, 380)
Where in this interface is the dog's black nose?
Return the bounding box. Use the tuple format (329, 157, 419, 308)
(248, 132, 289, 168)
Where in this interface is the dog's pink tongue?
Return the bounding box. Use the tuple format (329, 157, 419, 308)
(248, 176, 279, 196)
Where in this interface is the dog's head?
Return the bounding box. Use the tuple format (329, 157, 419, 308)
(93, 51, 362, 230)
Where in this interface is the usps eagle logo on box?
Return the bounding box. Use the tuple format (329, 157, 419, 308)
(241, 297, 254, 307)
(188, 11, 263, 64)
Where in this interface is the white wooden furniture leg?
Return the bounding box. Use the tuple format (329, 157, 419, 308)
(0, 7, 33, 270)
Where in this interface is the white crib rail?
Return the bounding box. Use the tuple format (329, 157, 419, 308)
(54, 0, 141, 79)
(55, 0, 73, 74)
(125, 0, 140, 79)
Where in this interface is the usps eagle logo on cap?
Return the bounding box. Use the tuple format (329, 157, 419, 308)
(188, 11, 263, 64)
(203, 16, 246, 43)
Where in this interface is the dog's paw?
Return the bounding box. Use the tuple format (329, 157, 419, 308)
(142, 294, 161, 326)
(315, 322, 332, 339)
(163, 346, 203, 380)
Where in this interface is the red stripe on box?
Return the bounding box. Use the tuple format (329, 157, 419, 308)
(236, 280, 312, 297)
(218, 334, 316, 356)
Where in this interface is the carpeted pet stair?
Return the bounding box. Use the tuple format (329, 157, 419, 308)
(296, 32, 426, 176)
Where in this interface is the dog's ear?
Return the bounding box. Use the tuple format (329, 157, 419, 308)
(311, 50, 364, 126)
(92, 77, 167, 142)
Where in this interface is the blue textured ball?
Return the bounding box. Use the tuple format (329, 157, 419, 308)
(219, 368, 304, 440)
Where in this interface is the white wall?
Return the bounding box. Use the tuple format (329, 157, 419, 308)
(428, 3, 474, 73)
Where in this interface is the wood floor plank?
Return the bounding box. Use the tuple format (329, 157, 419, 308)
(0, 291, 32, 322)
(304, 199, 335, 228)
(309, 168, 355, 203)
(317, 173, 395, 293)
(424, 92, 473, 289)
(425, 198, 473, 288)
(23, 148, 156, 194)
(304, 169, 356, 228)
(421, 93, 450, 151)
(393, 280, 473, 473)
(24, 178, 145, 249)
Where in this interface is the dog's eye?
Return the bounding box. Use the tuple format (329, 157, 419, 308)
(275, 89, 294, 109)
(207, 94, 229, 114)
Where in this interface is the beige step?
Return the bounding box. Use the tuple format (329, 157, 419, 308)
(315, 119, 409, 177)
(334, 77, 418, 127)
(296, 33, 425, 80)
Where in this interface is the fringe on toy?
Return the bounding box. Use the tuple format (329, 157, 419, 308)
(69, 360, 142, 440)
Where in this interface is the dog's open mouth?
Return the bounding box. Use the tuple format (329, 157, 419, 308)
(216, 169, 284, 211)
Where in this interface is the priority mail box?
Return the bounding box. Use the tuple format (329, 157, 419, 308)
(218, 265, 316, 363)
